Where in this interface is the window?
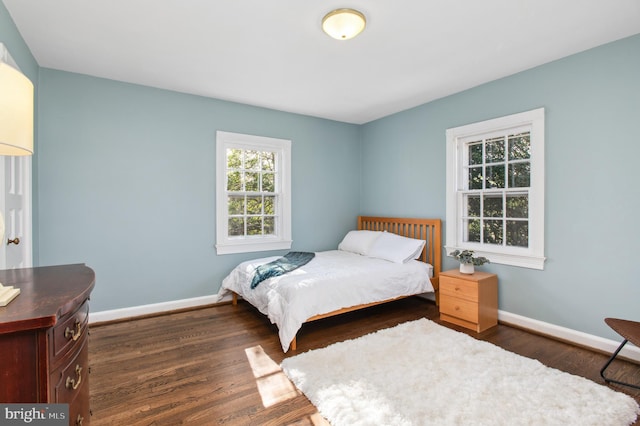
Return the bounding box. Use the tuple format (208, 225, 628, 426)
(216, 131, 291, 254)
(446, 108, 545, 269)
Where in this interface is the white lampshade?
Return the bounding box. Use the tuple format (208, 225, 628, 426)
(322, 9, 366, 40)
(0, 47, 32, 305)
(0, 61, 34, 156)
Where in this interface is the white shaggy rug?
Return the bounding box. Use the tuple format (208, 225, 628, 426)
(281, 319, 640, 426)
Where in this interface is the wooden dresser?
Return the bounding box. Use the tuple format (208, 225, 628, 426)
(439, 269, 498, 332)
(0, 264, 95, 426)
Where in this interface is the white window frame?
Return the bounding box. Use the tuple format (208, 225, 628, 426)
(445, 108, 546, 270)
(216, 131, 292, 255)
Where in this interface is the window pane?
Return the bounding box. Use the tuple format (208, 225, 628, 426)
(228, 217, 244, 236)
(247, 216, 262, 235)
(468, 167, 483, 189)
(224, 148, 278, 239)
(507, 220, 528, 247)
(263, 172, 275, 192)
(264, 196, 275, 215)
(485, 165, 505, 188)
(485, 137, 505, 163)
(469, 143, 483, 165)
(261, 152, 275, 171)
(509, 162, 531, 188)
(465, 219, 481, 243)
(264, 216, 275, 235)
(227, 171, 242, 191)
(483, 220, 503, 245)
(467, 195, 480, 217)
(245, 150, 260, 170)
(483, 194, 503, 217)
(506, 194, 528, 218)
(228, 196, 244, 215)
(508, 133, 530, 160)
(246, 196, 262, 214)
(245, 172, 259, 192)
(227, 148, 242, 169)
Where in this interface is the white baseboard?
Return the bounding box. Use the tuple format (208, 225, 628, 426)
(90, 294, 640, 363)
(499, 310, 640, 363)
(89, 295, 220, 324)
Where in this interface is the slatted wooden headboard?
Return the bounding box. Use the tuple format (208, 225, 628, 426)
(358, 216, 442, 291)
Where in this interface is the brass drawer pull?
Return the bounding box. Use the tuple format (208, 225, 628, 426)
(66, 365, 82, 390)
(65, 320, 82, 341)
(76, 414, 84, 426)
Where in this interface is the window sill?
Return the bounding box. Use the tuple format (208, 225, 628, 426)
(216, 239, 293, 255)
(445, 246, 546, 270)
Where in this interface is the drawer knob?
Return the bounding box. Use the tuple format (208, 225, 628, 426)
(66, 365, 82, 390)
(65, 320, 82, 341)
(76, 414, 84, 426)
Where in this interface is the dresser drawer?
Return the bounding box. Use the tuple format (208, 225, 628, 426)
(69, 390, 91, 426)
(50, 337, 89, 404)
(440, 295, 479, 323)
(51, 300, 89, 363)
(440, 277, 478, 302)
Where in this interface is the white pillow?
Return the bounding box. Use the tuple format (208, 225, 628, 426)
(368, 232, 426, 263)
(338, 230, 383, 255)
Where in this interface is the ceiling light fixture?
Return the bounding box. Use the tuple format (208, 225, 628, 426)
(322, 8, 366, 40)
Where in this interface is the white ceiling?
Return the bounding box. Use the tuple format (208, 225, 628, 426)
(4, 0, 640, 124)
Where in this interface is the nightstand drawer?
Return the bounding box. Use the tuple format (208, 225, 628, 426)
(440, 277, 478, 302)
(440, 296, 478, 323)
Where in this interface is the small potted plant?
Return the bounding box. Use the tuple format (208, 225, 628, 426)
(449, 249, 490, 274)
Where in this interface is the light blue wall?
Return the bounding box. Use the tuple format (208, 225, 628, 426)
(36, 70, 361, 311)
(361, 34, 640, 341)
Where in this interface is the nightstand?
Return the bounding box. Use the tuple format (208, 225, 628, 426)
(439, 269, 498, 332)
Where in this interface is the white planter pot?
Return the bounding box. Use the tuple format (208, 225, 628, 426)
(459, 263, 474, 274)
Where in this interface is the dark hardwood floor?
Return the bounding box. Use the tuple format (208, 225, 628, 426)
(89, 297, 640, 425)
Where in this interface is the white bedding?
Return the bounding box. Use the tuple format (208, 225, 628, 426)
(217, 250, 434, 352)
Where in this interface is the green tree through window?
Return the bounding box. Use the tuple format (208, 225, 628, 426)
(463, 132, 530, 248)
(226, 149, 277, 238)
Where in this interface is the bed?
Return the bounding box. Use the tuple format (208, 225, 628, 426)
(217, 216, 441, 352)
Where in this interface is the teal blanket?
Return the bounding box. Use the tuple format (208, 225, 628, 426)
(251, 251, 315, 289)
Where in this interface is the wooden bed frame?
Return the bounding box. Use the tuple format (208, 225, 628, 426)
(232, 216, 442, 351)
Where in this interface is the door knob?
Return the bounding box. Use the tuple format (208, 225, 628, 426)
(7, 237, 20, 245)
